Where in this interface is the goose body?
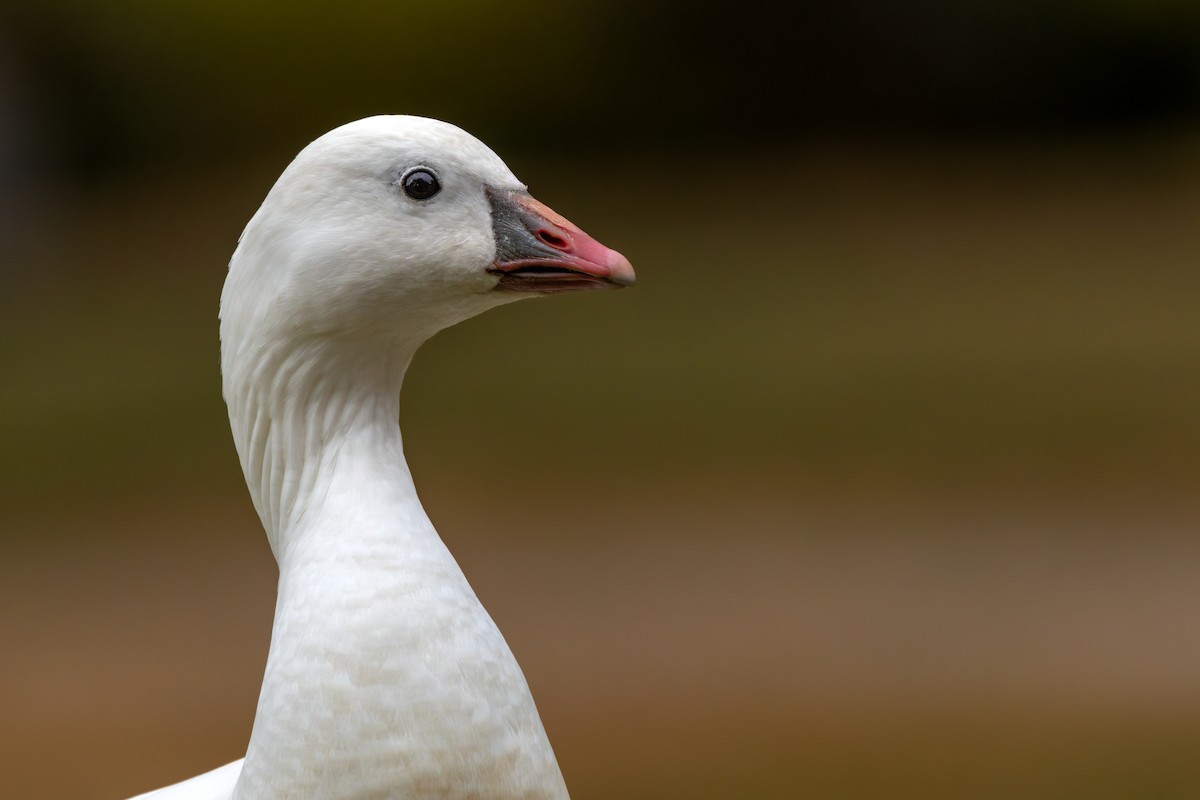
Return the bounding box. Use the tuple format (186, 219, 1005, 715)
(128, 116, 633, 800)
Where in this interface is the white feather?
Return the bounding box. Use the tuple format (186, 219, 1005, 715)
(128, 116, 571, 800)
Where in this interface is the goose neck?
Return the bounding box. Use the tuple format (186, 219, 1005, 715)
(222, 335, 417, 561)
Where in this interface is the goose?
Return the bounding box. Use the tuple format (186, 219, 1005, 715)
(129, 115, 634, 800)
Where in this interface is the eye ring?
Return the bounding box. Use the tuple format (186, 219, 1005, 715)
(401, 167, 441, 201)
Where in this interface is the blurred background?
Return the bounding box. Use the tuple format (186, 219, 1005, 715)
(3, 1, 1200, 798)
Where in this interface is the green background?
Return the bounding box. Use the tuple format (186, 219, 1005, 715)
(2, 3, 1200, 798)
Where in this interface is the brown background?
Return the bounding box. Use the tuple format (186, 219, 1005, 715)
(3, 3, 1200, 798)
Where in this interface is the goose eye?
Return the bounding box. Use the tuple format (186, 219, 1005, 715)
(401, 168, 440, 200)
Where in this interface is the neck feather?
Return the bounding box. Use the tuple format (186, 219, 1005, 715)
(219, 330, 568, 799)
(223, 334, 413, 559)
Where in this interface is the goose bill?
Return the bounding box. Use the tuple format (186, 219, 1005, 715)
(486, 187, 635, 294)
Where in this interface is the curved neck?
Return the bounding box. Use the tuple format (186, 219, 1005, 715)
(220, 333, 568, 799)
(223, 335, 415, 561)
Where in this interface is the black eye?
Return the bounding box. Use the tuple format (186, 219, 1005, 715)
(401, 168, 440, 200)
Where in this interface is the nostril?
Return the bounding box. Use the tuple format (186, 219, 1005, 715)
(535, 228, 569, 250)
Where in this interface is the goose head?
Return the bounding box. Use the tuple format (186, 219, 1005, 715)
(221, 115, 634, 352)
(218, 116, 633, 547)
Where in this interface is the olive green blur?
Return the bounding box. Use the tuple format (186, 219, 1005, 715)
(3, 3, 1200, 799)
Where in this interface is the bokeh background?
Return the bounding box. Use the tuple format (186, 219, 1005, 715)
(3, 2, 1200, 798)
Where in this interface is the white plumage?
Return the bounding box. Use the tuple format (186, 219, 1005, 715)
(128, 115, 633, 800)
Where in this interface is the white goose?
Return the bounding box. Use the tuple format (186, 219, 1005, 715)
(130, 115, 634, 800)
